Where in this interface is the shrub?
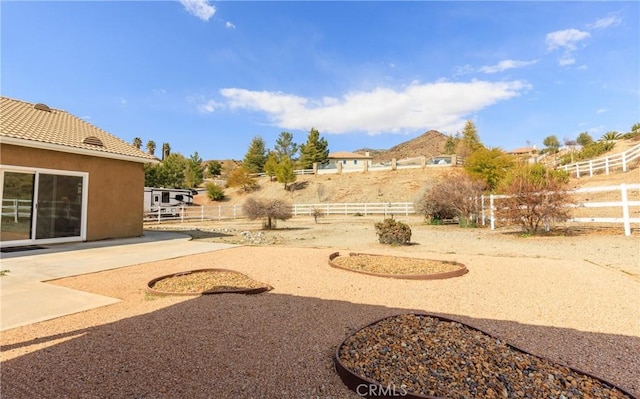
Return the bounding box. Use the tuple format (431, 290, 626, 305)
(243, 197, 292, 230)
(205, 183, 225, 201)
(374, 218, 412, 245)
(311, 207, 325, 223)
(416, 170, 485, 227)
(496, 164, 574, 235)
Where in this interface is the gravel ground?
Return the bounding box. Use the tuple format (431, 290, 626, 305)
(150, 270, 269, 294)
(338, 314, 633, 398)
(331, 253, 462, 275)
(1, 219, 638, 399)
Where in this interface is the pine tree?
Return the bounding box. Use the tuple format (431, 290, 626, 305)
(274, 132, 298, 160)
(243, 136, 267, 174)
(276, 156, 297, 189)
(263, 151, 279, 181)
(461, 120, 483, 152)
(299, 128, 329, 169)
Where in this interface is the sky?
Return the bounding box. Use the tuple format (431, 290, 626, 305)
(2, 1, 639, 161)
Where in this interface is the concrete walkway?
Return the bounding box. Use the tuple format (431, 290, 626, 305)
(0, 231, 237, 331)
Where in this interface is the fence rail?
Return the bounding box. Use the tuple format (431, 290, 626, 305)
(1, 199, 32, 222)
(145, 184, 639, 236)
(560, 143, 640, 178)
(484, 183, 640, 236)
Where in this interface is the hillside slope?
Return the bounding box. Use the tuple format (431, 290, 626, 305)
(355, 130, 448, 162)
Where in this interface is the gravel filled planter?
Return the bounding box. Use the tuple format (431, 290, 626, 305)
(146, 268, 272, 296)
(329, 252, 468, 280)
(335, 313, 636, 399)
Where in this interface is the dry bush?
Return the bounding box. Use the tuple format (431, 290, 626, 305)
(374, 218, 412, 245)
(417, 170, 486, 227)
(243, 197, 292, 229)
(496, 165, 574, 235)
(226, 166, 258, 192)
(311, 206, 325, 224)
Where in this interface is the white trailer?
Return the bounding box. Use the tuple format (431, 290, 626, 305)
(143, 187, 197, 216)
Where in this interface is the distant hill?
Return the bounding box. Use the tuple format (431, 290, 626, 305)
(354, 130, 448, 162)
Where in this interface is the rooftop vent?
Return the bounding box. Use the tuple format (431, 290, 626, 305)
(34, 103, 51, 112)
(82, 136, 104, 147)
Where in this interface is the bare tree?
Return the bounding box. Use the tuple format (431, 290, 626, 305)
(417, 170, 486, 226)
(243, 197, 292, 229)
(496, 165, 574, 235)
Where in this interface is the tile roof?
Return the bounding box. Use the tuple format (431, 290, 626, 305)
(0, 96, 157, 162)
(328, 151, 373, 159)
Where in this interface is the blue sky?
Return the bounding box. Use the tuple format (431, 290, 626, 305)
(2, 1, 639, 161)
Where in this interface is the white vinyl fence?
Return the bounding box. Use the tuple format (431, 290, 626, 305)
(144, 202, 415, 223)
(1, 199, 32, 222)
(560, 143, 640, 178)
(483, 183, 640, 236)
(143, 184, 638, 236)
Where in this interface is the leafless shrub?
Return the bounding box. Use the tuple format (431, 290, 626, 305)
(243, 197, 292, 230)
(417, 170, 485, 227)
(496, 165, 574, 235)
(311, 206, 325, 223)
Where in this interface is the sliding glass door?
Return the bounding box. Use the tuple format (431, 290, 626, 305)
(1, 167, 87, 246)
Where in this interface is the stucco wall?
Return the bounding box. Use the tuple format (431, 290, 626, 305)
(1, 144, 145, 241)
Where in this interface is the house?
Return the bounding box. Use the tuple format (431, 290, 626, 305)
(327, 151, 373, 170)
(0, 96, 157, 248)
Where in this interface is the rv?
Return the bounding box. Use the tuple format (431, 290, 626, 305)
(143, 187, 197, 216)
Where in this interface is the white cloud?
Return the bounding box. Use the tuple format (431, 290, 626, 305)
(153, 88, 167, 95)
(479, 59, 538, 74)
(546, 29, 590, 51)
(119, 97, 127, 105)
(454, 64, 474, 76)
(204, 80, 531, 135)
(558, 55, 575, 66)
(198, 99, 223, 113)
(179, 0, 216, 22)
(225, 21, 236, 29)
(546, 28, 590, 66)
(596, 108, 608, 114)
(588, 15, 622, 29)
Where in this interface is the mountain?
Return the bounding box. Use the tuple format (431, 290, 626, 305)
(354, 130, 448, 162)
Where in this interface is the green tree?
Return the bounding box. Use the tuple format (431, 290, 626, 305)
(464, 147, 515, 191)
(460, 120, 483, 152)
(444, 134, 457, 154)
(542, 135, 560, 154)
(132, 137, 142, 149)
(631, 122, 640, 134)
(146, 140, 156, 156)
(205, 182, 225, 201)
(576, 132, 594, 147)
(298, 128, 329, 169)
(243, 136, 267, 173)
(226, 166, 257, 192)
(263, 151, 279, 181)
(274, 131, 298, 160)
(275, 156, 297, 189)
(184, 152, 204, 188)
(144, 153, 190, 188)
(206, 160, 222, 177)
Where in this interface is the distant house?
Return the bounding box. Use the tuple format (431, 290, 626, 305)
(327, 151, 373, 170)
(508, 146, 538, 164)
(0, 96, 157, 248)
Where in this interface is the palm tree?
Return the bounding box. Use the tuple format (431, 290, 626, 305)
(600, 131, 622, 142)
(162, 142, 171, 160)
(132, 137, 142, 149)
(146, 140, 156, 156)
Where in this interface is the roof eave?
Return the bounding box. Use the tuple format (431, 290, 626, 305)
(0, 136, 159, 164)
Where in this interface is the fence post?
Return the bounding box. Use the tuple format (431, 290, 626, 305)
(294, 204, 298, 216)
(13, 199, 19, 223)
(157, 208, 161, 224)
(481, 195, 486, 226)
(622, 152, 627, 172)
(605, 157, 609, 175)
(490, 195, 495, 230)
(621, 183, 631, 236)
(576, 164, 580, 179)
(218, 205, 222, 221)
(405, 203, 409, 216)
(364, 203, 368, 216)
(589, 160, 593, 177)
(181, 205, 185, 223)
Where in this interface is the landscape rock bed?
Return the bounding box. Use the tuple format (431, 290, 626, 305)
(146, 268, 272, 296)
(329, 252, 467, 280)
(336, 313, 636, 399)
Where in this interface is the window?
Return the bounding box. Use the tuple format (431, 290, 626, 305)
(161, 191, 170, 203)
(354, 160, 358, 165)
(342, 160, 346, 165)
